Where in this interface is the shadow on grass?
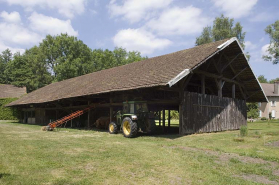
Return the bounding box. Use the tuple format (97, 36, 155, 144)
(0, 173, 11, 179)
(10, 121, 183, 139)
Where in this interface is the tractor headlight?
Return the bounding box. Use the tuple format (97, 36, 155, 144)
(131, 115, 137, 120)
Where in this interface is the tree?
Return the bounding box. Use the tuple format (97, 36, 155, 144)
(269, 78, 279, 84)
(258, 75, 268, 83)
(40, 34, 93, 81)
(91, 47, 147, 72)
(263, 20, 279, 64)
(0, 49, 12, 84)
(1, 34, 147, 92)
(196, 14, 246, 49)
(247, 103, 259, 119)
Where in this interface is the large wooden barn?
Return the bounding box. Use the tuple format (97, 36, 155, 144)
(8, 38, 267, 134)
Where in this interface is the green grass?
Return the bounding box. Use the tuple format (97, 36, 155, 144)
(1, 120, 279, 185)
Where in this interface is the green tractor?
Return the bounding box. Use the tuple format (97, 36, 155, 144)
(108, 101, 156, 138)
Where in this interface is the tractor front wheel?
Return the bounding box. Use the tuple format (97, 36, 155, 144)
(108, 122, 118, 134)
(122, 117, 138, 138)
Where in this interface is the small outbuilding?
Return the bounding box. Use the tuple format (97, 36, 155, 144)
(7, 38, 267, 134)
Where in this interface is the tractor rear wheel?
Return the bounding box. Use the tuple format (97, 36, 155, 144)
(108, 122, 118, 134)
(122, 117, 137, 138)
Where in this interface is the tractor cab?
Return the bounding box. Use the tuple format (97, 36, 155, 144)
(123, 101, 148, 114)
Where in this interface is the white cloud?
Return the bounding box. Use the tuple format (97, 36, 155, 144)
(245, 41, 257, 50)
(0, 11, 21, 23)
(113, 28, 172, 55)
(0, 41, 24, 53)
(212, 0, 258, 18)
(146, 6, 209, 36)
(108, 0, 173, 23)
(2, 0, 87, 18)
(28, 12, 78, 36)
(0, 22, 42, 46)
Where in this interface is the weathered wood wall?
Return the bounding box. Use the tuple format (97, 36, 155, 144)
(180, 91, 247, 134)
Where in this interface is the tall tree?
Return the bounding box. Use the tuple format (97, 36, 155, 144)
(196, 14, 246, 49)
(257, 75, 268, 83)
(1, 34, 147, 92)
(0, 49, 13, 84)
(40, 34, 93, 81)
(263, 20, 279, 64)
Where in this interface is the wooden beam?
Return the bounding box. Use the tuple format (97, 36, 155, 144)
(232, 84, 235, 99)
(232, 67, 248, 80)
(163, 109, 165, 133)
(194, 69, 243, 88)
(159, 111, 161, 126)
(87, 101, 91, 128)
(180, 73, 193, 91)
(245, 90, 262, 100)
(229, 64, 249, 98)
(201, 74, 205, 95)
(212, 59, 221, 73)
(221, 53, 242, 72)
(168, 110, 171, 130)
(238, 85, 246, 99)
(109, 96, 113, 122)
(218, 80, 223, 97)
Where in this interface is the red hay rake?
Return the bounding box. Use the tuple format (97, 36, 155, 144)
(42, 105, 95, 131)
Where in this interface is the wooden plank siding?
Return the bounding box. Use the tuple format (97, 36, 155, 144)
(180, 91, 247, 134)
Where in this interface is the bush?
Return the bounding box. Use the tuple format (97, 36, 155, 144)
(240, 125, 248, 137)
(261, 117, 267, 121)
(0, 98, 21, 120)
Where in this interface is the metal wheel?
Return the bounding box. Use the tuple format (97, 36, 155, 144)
(108, 122, 118, 134)
(122, 117, 137, 138)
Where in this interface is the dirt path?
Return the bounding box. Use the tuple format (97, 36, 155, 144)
(164, 145, 279, 184)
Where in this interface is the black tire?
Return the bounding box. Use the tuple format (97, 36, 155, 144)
(108, 122, 118, 134)
(145, 119, 156, 134)
(122, 117, 138, 138)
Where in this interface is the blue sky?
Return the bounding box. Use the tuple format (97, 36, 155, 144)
(0, 0, 278, 80)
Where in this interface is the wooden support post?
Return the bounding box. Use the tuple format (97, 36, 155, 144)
(55, 110, 58, 120)
(87, 101, 91, 128)
(218, 80, 223, 98)
(168, 110, 171, 130)
(71, 110, 73, 128)
(201, 74, 205, 95)
(179, 90, 184, 135)
(159, 111, 161, 126)
(163, 109, 165, 133)
(110, 96, 113, 122)
(232, 84, 235, 99)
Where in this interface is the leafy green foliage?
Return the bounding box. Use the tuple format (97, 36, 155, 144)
(0, 49, 12, 84)
(269, 78, 279, 84)
(257, 75, 268, 83)
(263, 20, 279, 64)
(261, 117, 267, 121)
(240, 125, 248, 137)
(0, 98, 21, 120)
(1, 34, 147, 92)
(196, 14, 246, 49)
(247, 102, 259, 119)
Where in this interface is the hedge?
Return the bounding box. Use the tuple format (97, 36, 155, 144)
(0, 98, 21, 120)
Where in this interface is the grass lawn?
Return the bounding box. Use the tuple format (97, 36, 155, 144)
(1, 120, 279, 185)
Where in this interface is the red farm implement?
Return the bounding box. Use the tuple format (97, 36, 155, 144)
(41, 106, 95, 131)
